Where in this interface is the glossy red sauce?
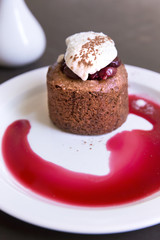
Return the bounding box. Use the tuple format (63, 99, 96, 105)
(2, 95, 160, 206)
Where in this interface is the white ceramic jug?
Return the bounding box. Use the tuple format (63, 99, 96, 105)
(0, 0, 46, 67)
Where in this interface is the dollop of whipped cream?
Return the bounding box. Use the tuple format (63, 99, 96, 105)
(64, 31, 117, 81)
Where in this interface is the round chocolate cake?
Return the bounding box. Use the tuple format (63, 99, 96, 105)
(47, 31, 128, 135)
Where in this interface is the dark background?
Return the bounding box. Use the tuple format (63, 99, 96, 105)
(0, 0, 160, 239)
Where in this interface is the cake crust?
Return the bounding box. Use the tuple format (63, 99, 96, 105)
(47, 62, 128, 135)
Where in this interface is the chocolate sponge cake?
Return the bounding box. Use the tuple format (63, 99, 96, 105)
(47, 62, 128, 135)
(47, 32, 128, 135)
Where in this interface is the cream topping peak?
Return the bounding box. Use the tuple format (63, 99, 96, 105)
(64, 31, 117, 80)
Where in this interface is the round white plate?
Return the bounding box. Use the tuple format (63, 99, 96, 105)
(0, 65, 160, 234)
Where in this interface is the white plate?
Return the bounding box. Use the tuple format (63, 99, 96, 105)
(0, 65, 160, 234)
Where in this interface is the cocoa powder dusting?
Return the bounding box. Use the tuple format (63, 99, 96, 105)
(72, 35, 110, 67)
(73, 54, 78, 61)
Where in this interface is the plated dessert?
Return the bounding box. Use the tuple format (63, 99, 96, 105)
(47, 31, 128, 135)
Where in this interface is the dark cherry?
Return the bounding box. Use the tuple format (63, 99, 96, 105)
(61, 60, 79, 80)
(61, 57, 121, 81)
(98, 66, 117, 80)
(88, 72, 99, 80)
(109, 57, 121, 67)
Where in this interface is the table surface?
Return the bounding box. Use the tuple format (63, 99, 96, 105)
(0, 0, 160, 239)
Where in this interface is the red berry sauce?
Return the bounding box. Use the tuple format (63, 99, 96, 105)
(2, 95, 160, 207)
